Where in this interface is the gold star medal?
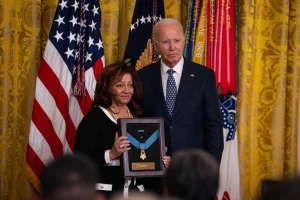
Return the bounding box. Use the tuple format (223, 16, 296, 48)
(140, 149, 147, 160)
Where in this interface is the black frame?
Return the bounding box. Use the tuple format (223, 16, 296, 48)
(118, 118, 166, 177)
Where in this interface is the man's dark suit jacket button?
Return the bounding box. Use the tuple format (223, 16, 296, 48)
(170, 126, 173, 129)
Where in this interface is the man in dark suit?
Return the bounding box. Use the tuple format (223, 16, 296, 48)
(137, 18, 223, 194)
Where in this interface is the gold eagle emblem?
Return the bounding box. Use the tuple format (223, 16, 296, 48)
(135, 39, 153, 71)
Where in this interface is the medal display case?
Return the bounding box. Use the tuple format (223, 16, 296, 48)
(118, 118, 166, 177)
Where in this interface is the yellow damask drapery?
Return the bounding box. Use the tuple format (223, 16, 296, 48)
(0, 0, 299, 200)
(238, 0, 300, 199)
(0, 0, 185, 199)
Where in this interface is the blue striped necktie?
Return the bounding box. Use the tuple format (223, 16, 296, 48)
(166, 69, 177, 116)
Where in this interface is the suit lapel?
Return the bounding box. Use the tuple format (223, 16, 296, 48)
(148, 61, 170, 118)
(172, 60, 195, 118)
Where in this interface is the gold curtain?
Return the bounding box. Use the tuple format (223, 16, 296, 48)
(0, 0, 185, 199)
(2, 0, 299, 199)
(238, 0, 300, 199)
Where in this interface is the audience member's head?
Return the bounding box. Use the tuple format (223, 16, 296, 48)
(261, 179, 300, 200)
(40, 153, 100, 200)
(110, 191, 160, 200)
(164, 149, 219, 200)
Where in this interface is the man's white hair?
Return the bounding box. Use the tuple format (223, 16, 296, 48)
(152, 18, 184, 42)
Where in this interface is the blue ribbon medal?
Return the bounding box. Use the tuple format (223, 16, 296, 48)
(127, 129, 159, 160)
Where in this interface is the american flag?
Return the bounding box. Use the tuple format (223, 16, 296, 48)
(123, 0, 165, 69)
(26, 0, 104, 191)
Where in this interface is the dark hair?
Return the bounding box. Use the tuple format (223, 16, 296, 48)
(40, 153, 98, 200)
(164, 149, 219, 200)
(93, 61, 142, 116)
(261, 179, 300, 200)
